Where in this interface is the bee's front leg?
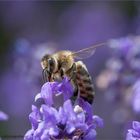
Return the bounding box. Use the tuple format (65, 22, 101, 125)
(60, 68, 64, 79)
(42, 68, 51, 83)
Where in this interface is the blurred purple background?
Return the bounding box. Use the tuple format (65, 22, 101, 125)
(0, 1, 140, 140)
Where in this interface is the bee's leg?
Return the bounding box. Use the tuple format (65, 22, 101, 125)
(42, 69, 45, 82)
(60, 68, 64, 79)
(69, 63, 79, 103)
(42, 69, 46, 83)
(60, 61, 68, 79)
(69, 63, 77, 81)
(71, 79, 78, 104)
(45, 69, 51, 82)
(42, 68, 51, 83)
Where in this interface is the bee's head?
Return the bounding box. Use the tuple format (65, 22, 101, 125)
(41, 54, 57, 70)
(41, 54, 56, 82)
(41, 54, 50, 70)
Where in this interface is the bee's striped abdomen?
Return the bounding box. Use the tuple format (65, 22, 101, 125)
(76, 61, 95, 104)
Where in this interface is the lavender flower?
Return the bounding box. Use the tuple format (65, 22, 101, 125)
(96, 36, 140, 120)
(24, 77, 103, 140)
(132, 80, 140, 113)
(126, 121, 140, 140)
(0, 111, 8, 121)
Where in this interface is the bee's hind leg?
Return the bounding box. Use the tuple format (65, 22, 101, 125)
(69, 63, 77, 81)
(68, 63, 79, 103)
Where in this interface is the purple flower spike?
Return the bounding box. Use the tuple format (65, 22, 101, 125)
(97, 36, 140, 124)
(25, 78, 103, 139)
(133, 121, 140, 132)
(0, 111, 8, 121)
(126, 121, 140, 140)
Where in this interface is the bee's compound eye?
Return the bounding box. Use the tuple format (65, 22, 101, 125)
(41, 54, 50, 69)
(41, 60, 48, 69)
(47, 58, 55, 72)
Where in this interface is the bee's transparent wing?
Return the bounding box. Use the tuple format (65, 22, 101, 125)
(71, 42, 106, 59)
(72, 49, 96, 59)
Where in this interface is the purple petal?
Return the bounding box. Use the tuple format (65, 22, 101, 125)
(72, 136, 80, 140)
(29, 105, 40, 129)
(126, 132, 134, 140)
(40, 78, 73, 106)
(29, 114, 39, 130)
(48, 127, 59, 136)
(84, 129, 96, 140)
(33, 122, 44, 138)
(132, 86, 140, 113)
(76, 112, 85, 123)
(0, 111, 8, 121)
(66, 122, 76, 134)
(92, 115, 104, 128)
(24, 129, 34, 140)
(61, 78, 74, 101)
(77, 98, 93, 123)
(31, 105, 38, 112)
(133, 121, 140, 133)
(75, 123, 88, 131)
(41, 83, 53, 106)
(35, 93, 42, 102)
(40, 130, 49, 140)
(63, 100, 76, 121)
(40, 105, 58, 124)
(56, 77, 74, 101)
(58, 107, 67, 124)
(128, 129, 140, 138)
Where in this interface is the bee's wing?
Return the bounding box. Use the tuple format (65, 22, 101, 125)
(71, 42, 106, 59)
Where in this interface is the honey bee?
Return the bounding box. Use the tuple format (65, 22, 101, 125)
(41, 42, 105, 104)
